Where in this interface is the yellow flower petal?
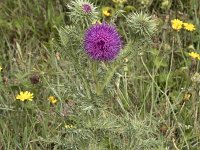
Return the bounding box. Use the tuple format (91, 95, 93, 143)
(171, 19, 183, 31)
(102, 7, 112, 17)
(48, 96, 58, 104)
(183, 23, 196, 31)
(16, 91, 34, 101)
(188, 52, 200, 60)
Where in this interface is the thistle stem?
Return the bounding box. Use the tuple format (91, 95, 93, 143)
(92, 61, 100, 95)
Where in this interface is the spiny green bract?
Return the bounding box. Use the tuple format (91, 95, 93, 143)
(127, 12, 158, 37)
(67, 0, 99, 27)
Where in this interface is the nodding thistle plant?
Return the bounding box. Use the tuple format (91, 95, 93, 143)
(127, 12, 158, 38)
(67, 0, 99, 28)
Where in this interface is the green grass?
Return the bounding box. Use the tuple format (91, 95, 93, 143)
(0, 0, 200, 149)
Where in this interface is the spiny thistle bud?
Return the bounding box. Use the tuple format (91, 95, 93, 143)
(161, 0, 171, 10)
(191, 72, 200, 83)
(127, 12, 158, 37)
(67, 0, 99, 26)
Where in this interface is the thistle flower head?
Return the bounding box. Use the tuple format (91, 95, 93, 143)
(127, 12, 158, 37)
(68, 0, 98, 25)
(82, 4, 92, 13)
(84, 22, 122, 61)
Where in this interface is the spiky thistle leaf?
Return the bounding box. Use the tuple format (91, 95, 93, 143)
(59, 25, 82, 47)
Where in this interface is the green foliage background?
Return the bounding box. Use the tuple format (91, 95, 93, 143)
(0, 0, 200, 149)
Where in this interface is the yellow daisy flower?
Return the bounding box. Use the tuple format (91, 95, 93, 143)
(102, 7, 112, 17)
(0, 66, 2, 72)
(48, 96, 57, 104)
(183, 23, 196, 31)
(16, 91, 34, 101)
(188, 52, 200, 60)
(171, 19, 183, 31)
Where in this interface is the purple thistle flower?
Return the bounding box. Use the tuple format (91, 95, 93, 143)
(82, 4, 92, 13)
(84, 22, 122, 61)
